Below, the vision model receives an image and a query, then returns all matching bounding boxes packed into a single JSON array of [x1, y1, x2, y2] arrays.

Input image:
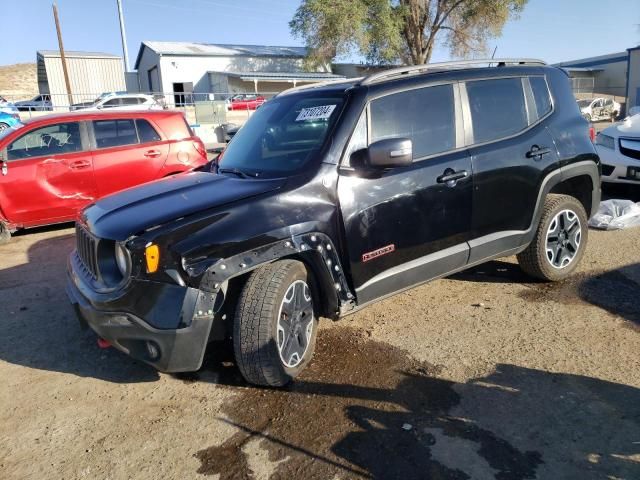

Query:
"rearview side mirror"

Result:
[[366, 138, 413, 168]]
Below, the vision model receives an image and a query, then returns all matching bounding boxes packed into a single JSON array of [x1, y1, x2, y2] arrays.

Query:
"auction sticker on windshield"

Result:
[[295, 105, 336, 122]]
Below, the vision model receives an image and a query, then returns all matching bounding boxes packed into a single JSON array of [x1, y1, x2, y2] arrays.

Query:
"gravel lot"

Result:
[[0, 209, 639, 479]]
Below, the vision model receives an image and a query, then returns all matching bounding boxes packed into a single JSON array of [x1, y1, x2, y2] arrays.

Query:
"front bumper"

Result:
[[597, 145, 640, 185], [66, 254, 217, 372]]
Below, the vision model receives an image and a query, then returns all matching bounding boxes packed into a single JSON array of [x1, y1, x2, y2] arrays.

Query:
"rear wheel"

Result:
[[233, 260, 318, 386], [517, 194, 588, 281], [582, 113, 592, 122]]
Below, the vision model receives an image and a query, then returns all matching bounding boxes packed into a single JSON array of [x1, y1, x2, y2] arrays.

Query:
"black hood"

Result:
[[82, 172, 285, 240]]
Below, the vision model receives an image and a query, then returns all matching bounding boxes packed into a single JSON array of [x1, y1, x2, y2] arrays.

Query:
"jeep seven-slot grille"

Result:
[[76, 225, 98, 279]]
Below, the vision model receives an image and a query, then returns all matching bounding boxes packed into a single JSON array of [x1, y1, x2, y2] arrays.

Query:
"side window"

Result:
[[529, 76, 553, 120], [466, 78, 528, 144], [343, 110, 368, 166], [136, 119, 161, 143], [7, 122, 82, 160], [370, 84, 455, 159], [93, 119, 138, 148], [120, 97, 140, 106], [102, 98, 121, 108]]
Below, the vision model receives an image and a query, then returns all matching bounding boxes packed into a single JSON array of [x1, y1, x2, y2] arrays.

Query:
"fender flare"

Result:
[[196, 232, 355, 319]]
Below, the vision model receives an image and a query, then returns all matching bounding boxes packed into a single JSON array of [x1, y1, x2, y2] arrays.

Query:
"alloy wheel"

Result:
[[545, 209, 581, 269], [276, 280, 314, 368]]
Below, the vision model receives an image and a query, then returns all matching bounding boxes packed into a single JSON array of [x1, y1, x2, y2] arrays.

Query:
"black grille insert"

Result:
[[76, 225, 98, 279]]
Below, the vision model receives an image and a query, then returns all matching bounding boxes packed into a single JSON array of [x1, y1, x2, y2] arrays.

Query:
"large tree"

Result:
[[290, 0, 528, 67]]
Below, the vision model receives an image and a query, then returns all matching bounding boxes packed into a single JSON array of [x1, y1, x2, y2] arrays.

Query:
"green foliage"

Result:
[[290, 0, 529, 66]]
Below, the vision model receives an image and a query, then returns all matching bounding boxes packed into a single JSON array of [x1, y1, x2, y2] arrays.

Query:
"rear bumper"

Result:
[[66, 255, 216, 372]]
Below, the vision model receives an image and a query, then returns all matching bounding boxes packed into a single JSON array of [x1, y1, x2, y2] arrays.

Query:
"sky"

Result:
[[2, 0, 639, 67]]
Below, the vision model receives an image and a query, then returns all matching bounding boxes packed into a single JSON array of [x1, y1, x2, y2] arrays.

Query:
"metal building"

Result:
[[626, 46, 640, 110], [133, 41, 343, 103], [37, 50, 126, 108], [554, 51, 628, 98]]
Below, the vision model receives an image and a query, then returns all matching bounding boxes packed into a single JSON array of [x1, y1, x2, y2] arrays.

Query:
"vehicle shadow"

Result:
[[0, 232, 160, 383], [194, 332, 640, 479], [578, 263, 640, 326], [449, 259, 538, 284]]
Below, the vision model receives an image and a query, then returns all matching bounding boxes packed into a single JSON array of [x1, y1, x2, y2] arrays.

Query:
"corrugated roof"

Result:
[[38, 50, 121, 59], [211, 71, 345, 82], [142, 41, 307, 58], [554, 51, 627, 68]]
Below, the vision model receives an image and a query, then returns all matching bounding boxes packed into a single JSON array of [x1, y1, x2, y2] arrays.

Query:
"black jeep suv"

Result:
[[67, 59, 600, 386]]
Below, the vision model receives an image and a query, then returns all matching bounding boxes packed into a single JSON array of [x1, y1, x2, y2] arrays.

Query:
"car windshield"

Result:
[[218, 93, 345, 177], [577, 100, 591, 108]]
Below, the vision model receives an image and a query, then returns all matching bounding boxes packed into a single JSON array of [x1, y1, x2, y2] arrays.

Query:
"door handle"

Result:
[[69, 160, 91, 170], [144, 150, 162, 158], [437, 168, 469, 185], [526, 145, 551, 159]]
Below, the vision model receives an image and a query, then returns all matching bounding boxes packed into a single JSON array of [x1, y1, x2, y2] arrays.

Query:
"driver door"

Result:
[[0, 121, 96, 226], [337, 83, 473, 304]]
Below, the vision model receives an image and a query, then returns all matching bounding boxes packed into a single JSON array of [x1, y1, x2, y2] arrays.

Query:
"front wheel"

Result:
[[233, 260, 318, 386], [0, 122, 9, 132], [0, 223, 11, 245], [517, 194, 588, 281]]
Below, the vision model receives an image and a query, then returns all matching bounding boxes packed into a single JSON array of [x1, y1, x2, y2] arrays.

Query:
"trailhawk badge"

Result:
[[362, 244, 395, 262]]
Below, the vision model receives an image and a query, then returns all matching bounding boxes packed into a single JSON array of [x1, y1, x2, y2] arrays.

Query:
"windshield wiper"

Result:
[[218, 167, 259, 179]]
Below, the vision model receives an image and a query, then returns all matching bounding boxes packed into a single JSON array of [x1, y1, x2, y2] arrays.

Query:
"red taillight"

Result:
[[589, 126, 595, 142], [193, 137, 206, 158]]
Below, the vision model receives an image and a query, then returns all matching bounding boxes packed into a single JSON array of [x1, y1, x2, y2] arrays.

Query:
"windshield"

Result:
[[577, 100, 591, 108], [219, 93, 345, 176]]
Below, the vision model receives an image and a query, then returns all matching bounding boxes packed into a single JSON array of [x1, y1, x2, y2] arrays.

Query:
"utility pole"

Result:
[[116, 0, 130, 72], [52, 2, 73, 107]]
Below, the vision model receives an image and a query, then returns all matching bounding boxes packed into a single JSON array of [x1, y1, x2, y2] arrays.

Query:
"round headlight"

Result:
[[115, 243, 129, 277]]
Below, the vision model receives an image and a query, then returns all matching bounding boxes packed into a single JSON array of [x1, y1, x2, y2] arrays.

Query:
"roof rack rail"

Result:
[[360, 58, 546, 86], [278, 77, 364, 97]]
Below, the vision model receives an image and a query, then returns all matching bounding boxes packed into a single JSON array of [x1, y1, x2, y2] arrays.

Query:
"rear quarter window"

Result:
[[529, 76, 553, 120], [136, 119, 161, 143]]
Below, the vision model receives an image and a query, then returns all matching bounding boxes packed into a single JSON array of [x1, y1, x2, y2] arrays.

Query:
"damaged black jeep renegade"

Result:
[[67, 59, 600, 386]]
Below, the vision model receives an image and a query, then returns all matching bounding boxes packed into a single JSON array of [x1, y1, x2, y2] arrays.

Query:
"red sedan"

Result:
[[0, 110, 207, 243], [226, 94, 266, 111]]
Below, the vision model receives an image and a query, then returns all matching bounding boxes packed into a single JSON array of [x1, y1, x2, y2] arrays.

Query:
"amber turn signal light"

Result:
[[145, 244, 160, 273]]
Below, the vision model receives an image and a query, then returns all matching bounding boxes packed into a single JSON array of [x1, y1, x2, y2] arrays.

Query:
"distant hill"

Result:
[[0, 63, 38, 101]]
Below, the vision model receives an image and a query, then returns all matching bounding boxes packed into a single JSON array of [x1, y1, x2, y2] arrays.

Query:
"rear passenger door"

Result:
[[338, 82, 473, 304], [464, 75, 559, 263], [90, 118, 170, 196]]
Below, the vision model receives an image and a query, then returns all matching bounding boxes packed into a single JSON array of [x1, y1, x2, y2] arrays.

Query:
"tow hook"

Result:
[[97, 338, 111, 349]]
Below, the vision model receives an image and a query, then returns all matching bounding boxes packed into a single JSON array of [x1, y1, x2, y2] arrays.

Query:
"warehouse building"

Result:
[[133, 41, 344, 104], [626, 46, 640, 110], [554, 51, 628, 98], [37, 50, 126, 108]]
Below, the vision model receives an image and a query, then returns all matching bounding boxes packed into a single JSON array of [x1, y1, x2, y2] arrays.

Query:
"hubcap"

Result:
[[277, 280, 314, 368], [545, 209, 581, 269]]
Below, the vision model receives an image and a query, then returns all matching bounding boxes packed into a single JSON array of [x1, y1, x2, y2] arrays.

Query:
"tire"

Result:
[[582, 113, 592, 122], [0, 123, 9, 132], [233, 260, 319, 386], [517, 194, 588, 281], [0, 223, 11, 245]]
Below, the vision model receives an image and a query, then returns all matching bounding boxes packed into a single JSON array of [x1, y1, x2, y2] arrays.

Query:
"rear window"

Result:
[[94, 119, 138, 148], [466, 77, 528, 144]]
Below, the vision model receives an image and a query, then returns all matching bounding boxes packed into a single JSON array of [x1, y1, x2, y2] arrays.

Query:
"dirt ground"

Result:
[[1, 200, 639, 479]]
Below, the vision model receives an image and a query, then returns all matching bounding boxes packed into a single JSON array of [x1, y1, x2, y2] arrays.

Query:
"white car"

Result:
[[72, 93, 162, 112], [595, 113, 640, 185], [577, 97, 621, 122]]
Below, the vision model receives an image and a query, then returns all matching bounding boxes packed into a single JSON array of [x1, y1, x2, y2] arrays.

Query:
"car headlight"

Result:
[[115, 243, 130, 277], [596, 133, 615, 150]]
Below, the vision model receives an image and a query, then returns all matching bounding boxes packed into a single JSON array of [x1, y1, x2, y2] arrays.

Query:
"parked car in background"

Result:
[[0, 111, 21, 132], [596, 113, 640, 185], [66, 59, 600, 387], [71, 93, 162, 112], [0, 96, 19, 116], [577, 97, 621, 122], [226, 93, 266, 111], [14, 94, 53, 112], [0, 110, 207, 242]]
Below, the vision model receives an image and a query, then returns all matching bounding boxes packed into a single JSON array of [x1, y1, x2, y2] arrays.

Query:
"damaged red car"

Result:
[[0, 110, 207, 243]]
